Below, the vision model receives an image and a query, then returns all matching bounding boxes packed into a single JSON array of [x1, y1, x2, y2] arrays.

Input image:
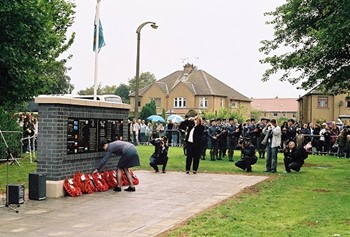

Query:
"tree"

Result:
[[260, 0, 350, 94], [115, 83, 130, 104], [77, 84, 117, 96], [78, 84, 102, 95], [139, 100, 156, 120], [128, 72, 157, 92], [0, 0, 75, 109]]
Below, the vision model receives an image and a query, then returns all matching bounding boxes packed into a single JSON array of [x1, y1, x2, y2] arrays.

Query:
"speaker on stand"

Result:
[[29, 173, 46, 200]]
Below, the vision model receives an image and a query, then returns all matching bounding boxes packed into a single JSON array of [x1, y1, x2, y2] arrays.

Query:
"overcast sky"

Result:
[[64, 0, 307, 98]]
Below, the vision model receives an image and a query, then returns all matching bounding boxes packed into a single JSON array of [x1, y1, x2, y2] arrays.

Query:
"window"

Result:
[[346, 98, 350, 108], [231, 100, 237, 108], [273, 113, 278, 117], [220, 99, 225, 107], [174, 97, 186, 108], [151, 98, 161, 108], [318, 97, 328, 108], [199, 97, 208, 108]]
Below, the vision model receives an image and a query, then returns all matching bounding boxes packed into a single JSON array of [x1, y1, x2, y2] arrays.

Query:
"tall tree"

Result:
[[260, 0, 350, 94], [0, 0, 75, 109], [115, 83, 130, 104], [128, 71, 157, 93]]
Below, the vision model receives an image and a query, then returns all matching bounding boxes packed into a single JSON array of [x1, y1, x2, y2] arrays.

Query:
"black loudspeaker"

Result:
[[7, 184, 25, 205], [29, 173, 46, 200]]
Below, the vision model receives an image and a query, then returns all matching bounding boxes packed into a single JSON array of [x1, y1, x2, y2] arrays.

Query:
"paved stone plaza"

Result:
[[0, 171, 267, 237]]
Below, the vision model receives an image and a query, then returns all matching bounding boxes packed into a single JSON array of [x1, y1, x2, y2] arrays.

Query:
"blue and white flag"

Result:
[[93, 19, 106, 52]]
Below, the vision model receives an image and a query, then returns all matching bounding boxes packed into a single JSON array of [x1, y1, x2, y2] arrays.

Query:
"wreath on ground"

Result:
[[63, 169, 139, 197]]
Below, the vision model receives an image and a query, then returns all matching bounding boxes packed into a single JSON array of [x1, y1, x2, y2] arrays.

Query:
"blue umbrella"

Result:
[[147, 115, 165, 123], [167, 114, 184, 123]]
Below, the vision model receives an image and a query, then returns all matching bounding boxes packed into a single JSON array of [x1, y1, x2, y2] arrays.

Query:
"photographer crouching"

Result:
[[235, 137, 258, 172], [283, 140, 310, 173], [149, 136, 169, 173]]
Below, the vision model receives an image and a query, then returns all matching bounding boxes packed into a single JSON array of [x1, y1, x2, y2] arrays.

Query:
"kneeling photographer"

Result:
[[235, 137, 258, 172], [283, 140, 309, 173], [149, 136, 169, 173]]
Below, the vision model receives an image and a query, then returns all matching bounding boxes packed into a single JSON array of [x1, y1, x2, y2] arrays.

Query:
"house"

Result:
[[129, 64, 251, 118], [297, 88, 350, 124], [251, 97, 298, 121]]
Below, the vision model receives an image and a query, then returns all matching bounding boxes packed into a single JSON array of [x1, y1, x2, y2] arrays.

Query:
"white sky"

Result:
[[64, 0, 307, 98]]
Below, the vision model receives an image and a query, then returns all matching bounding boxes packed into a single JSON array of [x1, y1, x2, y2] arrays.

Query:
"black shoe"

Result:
[[124, 186, 136, 192], [193, 171, 197, 174], [162, 171, 166, 173], [113, 187, 121, 192], [186, 171, 189, 174], [263, 170, 270, 172]]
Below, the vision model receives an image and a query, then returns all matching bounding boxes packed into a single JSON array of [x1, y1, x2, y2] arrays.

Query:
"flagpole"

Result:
[[93, 0, 101, 100]]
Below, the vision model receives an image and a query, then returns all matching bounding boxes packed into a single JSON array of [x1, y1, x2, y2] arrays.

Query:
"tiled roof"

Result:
[[140, 69, 251, 101], [251, 98, 298, 112]]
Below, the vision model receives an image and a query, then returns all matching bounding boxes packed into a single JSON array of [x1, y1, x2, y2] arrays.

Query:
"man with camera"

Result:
[[149, 136, 169, 173], [262, 119, 281, 173], [235, 137, 258, 172], [283, 140, 309, 172]]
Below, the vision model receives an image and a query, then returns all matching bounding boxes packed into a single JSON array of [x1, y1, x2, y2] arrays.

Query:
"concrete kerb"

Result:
[[0, 170, 268, 237]]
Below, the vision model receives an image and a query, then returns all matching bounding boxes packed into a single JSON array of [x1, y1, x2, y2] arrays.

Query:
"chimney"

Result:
[[183, 63, 195, 74]]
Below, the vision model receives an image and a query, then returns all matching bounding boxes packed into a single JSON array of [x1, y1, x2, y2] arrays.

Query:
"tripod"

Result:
[[0, 129, 20, 213]]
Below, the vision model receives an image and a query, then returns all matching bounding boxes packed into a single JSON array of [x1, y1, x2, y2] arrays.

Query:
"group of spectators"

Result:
[[128, 118, 181, 146], [129, 116, 350, 160], [17, 113, 38, 153]]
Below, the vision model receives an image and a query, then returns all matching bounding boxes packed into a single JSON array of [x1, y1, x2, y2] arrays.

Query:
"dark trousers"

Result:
[[149, 157, 168, 172], [284, 158, 301, 172], [235, 157, 256, 171], [186, 142, 201, 171]]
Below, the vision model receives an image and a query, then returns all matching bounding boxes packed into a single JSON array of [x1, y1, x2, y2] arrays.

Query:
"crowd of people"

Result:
[[17, 112, 38, 153], [129, 115, 350, 174]]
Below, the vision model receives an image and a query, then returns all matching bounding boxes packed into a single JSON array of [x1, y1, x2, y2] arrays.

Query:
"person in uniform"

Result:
[[226, 118, 238, 162], [208, 119, 219, 161], [256, 118, 269, 159], [149, 136, 169, 173], [235, 137, 258, 172], [218, 119, 227, 160], [94, 140, 140, 192]]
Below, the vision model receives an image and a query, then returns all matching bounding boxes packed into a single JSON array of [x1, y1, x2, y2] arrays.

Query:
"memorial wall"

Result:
[[34, 96, 130, 181]]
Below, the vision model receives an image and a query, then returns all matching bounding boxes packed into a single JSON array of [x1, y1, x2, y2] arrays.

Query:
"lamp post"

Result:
[[134, 21, 158, 120]]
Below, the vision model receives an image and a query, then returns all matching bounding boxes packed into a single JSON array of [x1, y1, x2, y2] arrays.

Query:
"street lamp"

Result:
[[134, 21, 158, 120]]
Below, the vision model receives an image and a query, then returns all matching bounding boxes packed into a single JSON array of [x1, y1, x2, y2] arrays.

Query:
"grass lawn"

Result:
[[1, 145, 349, 236]]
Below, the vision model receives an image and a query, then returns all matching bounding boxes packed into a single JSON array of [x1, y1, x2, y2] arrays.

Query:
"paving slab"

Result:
[[0, 171, 267, 237]]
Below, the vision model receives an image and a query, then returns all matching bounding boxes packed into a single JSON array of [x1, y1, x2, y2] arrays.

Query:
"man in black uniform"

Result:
[[178, 115, 194, 155], [149, 136, 169, 173], [226, 118, 238, 162], [208, 119, 220, 161], [235, 137, 258, 172]]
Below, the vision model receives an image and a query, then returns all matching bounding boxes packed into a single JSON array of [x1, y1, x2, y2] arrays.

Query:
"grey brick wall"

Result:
[[37, 104, 129, 181]]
